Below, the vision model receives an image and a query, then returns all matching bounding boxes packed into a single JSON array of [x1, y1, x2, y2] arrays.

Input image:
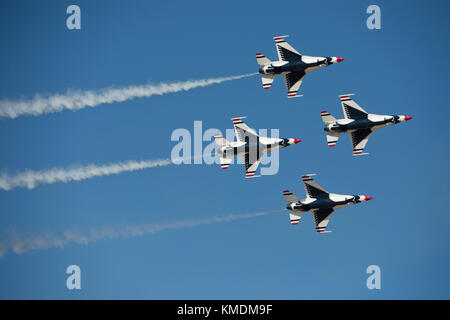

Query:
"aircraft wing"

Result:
[[311, 208, 335, 233], [231, 117, 258, 142], [339, 94, 369, 119], [274, 36, 302, 62], [284, 71, 305, 98], [289, 211, 304, 225], [301, 174, 329, 198], [242, 154, 262, 178], [350, 129, 372, 156]]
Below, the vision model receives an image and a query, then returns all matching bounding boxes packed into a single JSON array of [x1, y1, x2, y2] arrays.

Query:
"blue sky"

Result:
[[0, 0, 449, 299]]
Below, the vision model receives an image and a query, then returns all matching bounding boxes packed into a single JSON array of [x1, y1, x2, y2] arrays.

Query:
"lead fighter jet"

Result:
[[256, 35, 344, 98], [213, 117, 301, 178], [321, 94, 413, 155], [283, 174, 373, 233]]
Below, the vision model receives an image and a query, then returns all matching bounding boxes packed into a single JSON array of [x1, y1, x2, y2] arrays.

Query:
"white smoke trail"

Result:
[[0, 73, 256, 119], [0, 210, 278, 257], [0, 158, 172, 191]]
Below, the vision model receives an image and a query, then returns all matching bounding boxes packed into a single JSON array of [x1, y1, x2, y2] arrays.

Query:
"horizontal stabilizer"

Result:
[[320, 111, 336, 124], [261, 74, 274, 90], [219, 154, 233, 170], [326, 132, 341, 147], [283, 190, 300, 203], [289, 212, 302, 225], [213, 134, 229, 147], [256, 53, 272, 66]]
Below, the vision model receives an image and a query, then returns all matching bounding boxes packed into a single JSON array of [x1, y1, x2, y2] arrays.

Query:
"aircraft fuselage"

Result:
[[324, 114, 407, 133], [217, 137, 297, 159], [287, 194, 365, 212], [259, 56, 336, 76]]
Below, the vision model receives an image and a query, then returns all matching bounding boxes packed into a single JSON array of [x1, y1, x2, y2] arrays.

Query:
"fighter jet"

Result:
[[321, 94, 413, 155], [256, 35, 344, 98], [213, 117, 301, 178], [283, 174, 373, 233]]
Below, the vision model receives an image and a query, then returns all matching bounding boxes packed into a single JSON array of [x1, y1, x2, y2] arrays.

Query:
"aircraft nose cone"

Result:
[[293, 139, 302, 144], [336, 57, 344, 62], [364, 196, 373, 201], [404, 115, 413, 121]]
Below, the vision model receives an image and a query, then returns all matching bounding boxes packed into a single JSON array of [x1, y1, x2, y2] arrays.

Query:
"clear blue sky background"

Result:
[[0, 0, 449, 299]]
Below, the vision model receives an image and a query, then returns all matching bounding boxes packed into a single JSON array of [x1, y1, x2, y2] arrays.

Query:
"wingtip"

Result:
[[273, 35, 289, 39], [339, 93, 355, 99], [231, 116, 247, 122]]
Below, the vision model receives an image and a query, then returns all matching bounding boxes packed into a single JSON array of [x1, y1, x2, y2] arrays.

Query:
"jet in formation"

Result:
[[283, 174, 373, 233], [213, 117, 301, 178], [256, 35, 344, 98], [321, 94, 413, 155]]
